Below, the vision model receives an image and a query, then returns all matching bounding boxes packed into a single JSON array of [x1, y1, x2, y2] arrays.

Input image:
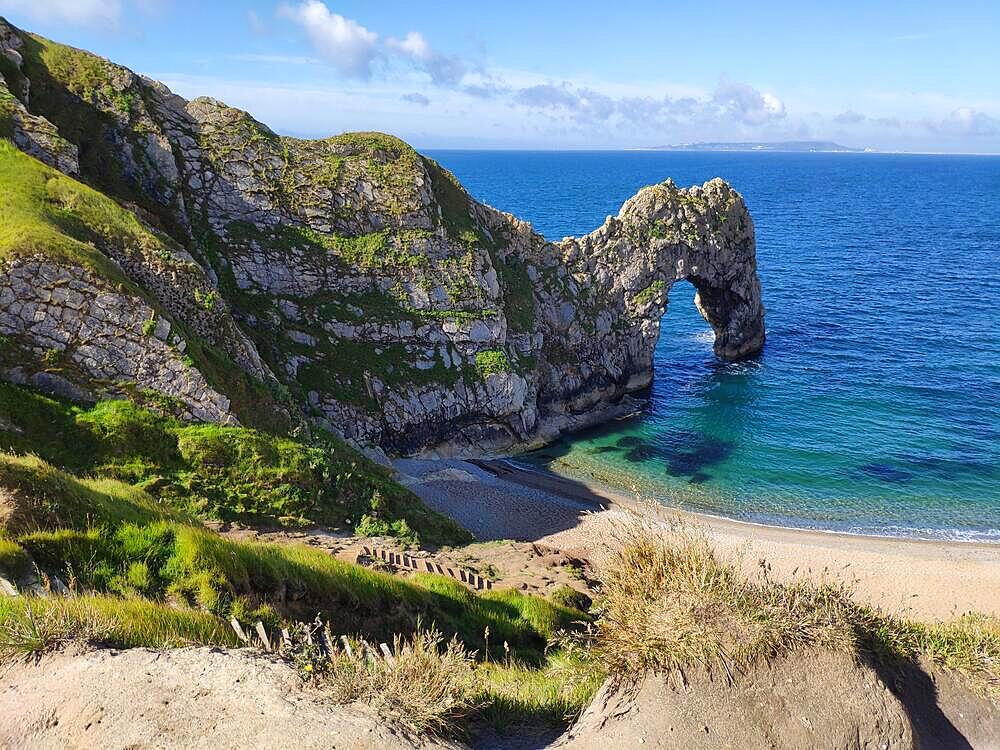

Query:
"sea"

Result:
[[425, 150, 1000, 542]]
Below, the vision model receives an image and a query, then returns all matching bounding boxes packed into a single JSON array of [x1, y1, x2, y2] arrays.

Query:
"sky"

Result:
[[1, 0, 999, 152]]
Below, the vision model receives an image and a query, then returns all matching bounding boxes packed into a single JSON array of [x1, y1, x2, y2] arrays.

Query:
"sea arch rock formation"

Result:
[[471, 177, 766, 450], [544, 177, 764, 383], [0, 16, 765, 454]]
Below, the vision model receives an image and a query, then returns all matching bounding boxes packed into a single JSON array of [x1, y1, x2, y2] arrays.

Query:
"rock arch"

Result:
[[526, 178, 766, 425]]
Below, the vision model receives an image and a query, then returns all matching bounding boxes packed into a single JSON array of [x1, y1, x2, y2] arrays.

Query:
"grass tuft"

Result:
[[297, 627, 478, 735], [594, 523, 1000, 697], [0, 594, 237, 662]]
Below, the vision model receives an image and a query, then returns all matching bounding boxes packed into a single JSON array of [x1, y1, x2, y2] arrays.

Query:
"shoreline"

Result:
[[486, 457, 1000, 549], [397, 457, 1000, 621]]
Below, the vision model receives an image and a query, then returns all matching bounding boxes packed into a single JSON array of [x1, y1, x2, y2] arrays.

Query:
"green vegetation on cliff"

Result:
[[424, 157, 537, 334], [0, 139, 136, 282], [0, 383, 468, 544]]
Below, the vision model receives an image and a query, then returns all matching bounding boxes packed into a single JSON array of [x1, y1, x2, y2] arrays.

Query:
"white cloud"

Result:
[[0, 0, 121, 26], [928, 107, 999, 137], [387, 29, 466, 86], [833, 110, 866, 125], [387, 31, 431, 61], [713, 79, 786, 125], [401, 92, 429, 106], [277, 0, 378, 79]]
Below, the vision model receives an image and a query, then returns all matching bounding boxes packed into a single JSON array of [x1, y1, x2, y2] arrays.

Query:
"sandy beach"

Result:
[[395, 457, 1000, 622]]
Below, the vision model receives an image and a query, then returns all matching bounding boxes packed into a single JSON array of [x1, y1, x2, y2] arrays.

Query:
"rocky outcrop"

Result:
[[0, 259, 235, 423], [0, 17, 764, 454]]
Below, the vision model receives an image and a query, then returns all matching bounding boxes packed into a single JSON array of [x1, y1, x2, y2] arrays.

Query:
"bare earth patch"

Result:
[[553, 650, 1000, 750], [0, 646, 465, 750]]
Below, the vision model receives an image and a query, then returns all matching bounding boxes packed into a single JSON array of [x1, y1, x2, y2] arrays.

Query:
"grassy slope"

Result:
[[0, 383, 469, 545], [0, 138, 134, 281], [0, 450, 579, 662]]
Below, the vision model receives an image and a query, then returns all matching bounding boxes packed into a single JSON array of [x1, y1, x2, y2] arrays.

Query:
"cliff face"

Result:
[[0, 19, 764, 455]]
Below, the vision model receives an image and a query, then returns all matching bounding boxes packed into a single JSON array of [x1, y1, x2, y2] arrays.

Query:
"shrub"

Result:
[[355, 513, 417, 546], [475, 349, 511, 378], [548, 585, 592, 612]]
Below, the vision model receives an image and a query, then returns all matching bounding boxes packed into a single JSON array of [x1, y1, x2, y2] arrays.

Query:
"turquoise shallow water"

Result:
[[427, 150, 1000, 541]]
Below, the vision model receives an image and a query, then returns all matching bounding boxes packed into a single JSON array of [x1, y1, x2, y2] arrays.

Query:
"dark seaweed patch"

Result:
[[665, 436, 734, 476], [590, 445, 620, 454]]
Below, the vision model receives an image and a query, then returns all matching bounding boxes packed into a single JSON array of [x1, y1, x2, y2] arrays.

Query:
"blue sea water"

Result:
[[426, 150, 1000, 542]]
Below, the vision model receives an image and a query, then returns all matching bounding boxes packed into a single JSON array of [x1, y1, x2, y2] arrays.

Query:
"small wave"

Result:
[[692, 330, 715, 344]]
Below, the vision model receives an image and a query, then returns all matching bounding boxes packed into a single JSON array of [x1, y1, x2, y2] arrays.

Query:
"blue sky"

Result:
[[2, 0, 999, 152]]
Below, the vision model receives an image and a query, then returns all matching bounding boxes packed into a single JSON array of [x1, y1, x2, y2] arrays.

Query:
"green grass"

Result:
[[0, 80, 17, 140], [408, 573, 586, 662], [0, 438, 572, 660], [3, 510, 579, 662], [14, 30, 187, 238], [0, 537, 31, 579], [423, 157, 536, 332], [634, 280, 666, 306], [0, 594, 238, 660], [0, 452, 187, 534], [474, 650, 605, 730], [225, 221, 423, 272], [475, 349, 511, 378], [0, 139, 135, 281], [0, 383, 470, 544]]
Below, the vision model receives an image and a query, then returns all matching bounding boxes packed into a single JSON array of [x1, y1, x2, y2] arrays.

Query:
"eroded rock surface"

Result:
[[0, 16, 764, 453]]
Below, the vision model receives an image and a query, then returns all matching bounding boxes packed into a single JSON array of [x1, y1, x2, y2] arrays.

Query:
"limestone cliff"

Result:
[[0, 18, 764, 455]]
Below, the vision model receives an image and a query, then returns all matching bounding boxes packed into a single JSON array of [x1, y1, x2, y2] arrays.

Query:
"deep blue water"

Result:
[[426, 150, 1000, 541]]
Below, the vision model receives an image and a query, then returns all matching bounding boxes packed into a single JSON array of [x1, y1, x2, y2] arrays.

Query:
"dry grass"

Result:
[[296, 627, 478, 736], [594, 522, 855, 679], [594, 521, 1000, 696], [0, 597, 111, 662]]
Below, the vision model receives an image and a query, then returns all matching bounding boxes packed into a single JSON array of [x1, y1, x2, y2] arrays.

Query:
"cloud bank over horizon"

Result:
[[1, 0, 998, 152]]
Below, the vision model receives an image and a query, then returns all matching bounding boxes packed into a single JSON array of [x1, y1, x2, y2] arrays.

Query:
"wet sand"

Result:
[[395, 457, 1000, 621]]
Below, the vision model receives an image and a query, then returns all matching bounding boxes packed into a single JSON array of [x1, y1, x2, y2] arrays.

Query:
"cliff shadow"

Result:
[[863, 654, 981, 749]]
